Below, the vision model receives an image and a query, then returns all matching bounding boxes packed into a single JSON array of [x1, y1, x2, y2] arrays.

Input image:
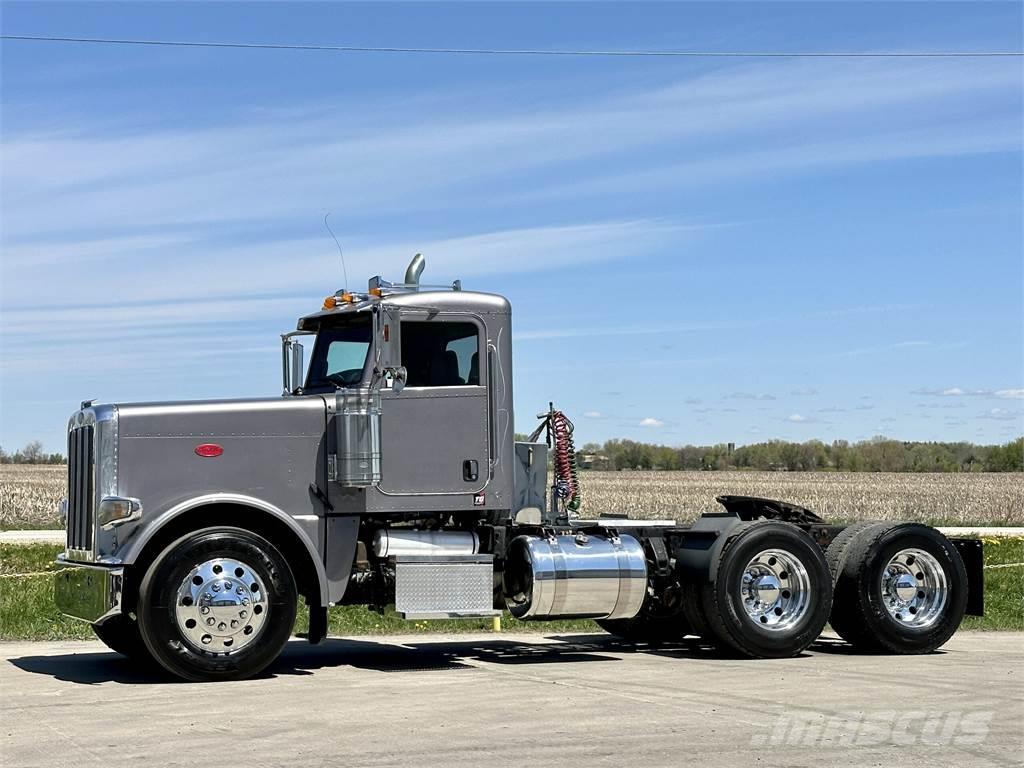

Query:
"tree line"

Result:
[[3, 436, 1022, 472], [0, 441, 67, 465], [577, 436, 1024, 473]]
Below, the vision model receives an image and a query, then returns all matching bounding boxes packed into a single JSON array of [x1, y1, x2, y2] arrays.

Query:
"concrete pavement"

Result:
[[2, 631, 1021, 768]]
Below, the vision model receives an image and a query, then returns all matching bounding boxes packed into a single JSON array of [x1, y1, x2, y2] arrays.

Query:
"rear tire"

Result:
[[699, 521, 832, 658], [828, 523, 967, 654], [92, 615, 152, 662], [136, 527, 297, 682]]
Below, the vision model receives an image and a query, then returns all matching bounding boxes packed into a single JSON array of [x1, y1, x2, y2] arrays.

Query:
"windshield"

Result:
[[304, 315, 372, 392]]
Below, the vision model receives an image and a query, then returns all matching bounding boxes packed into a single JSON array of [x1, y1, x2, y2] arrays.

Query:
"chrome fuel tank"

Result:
[[503, 532, 647, 620]]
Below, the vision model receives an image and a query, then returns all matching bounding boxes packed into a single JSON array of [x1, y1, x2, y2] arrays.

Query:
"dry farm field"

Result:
[[582, 470, 1024, 526], [0, 465, 66, 530], [1, 464, 1022, 529]]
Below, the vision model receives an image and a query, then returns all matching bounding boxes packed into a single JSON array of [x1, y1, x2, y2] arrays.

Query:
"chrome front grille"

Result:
[[67, 424, 95, 553]]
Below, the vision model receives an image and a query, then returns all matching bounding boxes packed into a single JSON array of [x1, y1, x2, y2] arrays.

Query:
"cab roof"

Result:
[[296, 289, 510, 332]]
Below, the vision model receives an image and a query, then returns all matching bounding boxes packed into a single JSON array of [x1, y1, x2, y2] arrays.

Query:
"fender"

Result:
[[674, 513, 746, 584], [119, 492, 330, 606]]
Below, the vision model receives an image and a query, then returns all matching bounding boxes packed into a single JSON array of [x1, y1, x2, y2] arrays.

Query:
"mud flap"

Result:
[[949, 537, 984, 616]]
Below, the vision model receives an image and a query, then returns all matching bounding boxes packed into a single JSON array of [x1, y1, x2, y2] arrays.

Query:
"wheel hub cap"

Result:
[[175, 558, 269, 653], [752, 574, 781, 604], [880, 548, 948, 628], [739, 549, 812, 632]]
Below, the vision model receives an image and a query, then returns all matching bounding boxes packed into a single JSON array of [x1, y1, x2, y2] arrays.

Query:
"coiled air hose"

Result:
[[550, 410, 582, 513]]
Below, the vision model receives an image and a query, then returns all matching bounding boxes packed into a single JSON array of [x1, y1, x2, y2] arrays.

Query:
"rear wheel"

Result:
[[698, 522, 832, 658], [92, 615, 152, 662], [136, 527, 297, 682], [828, 523, 967, 654]]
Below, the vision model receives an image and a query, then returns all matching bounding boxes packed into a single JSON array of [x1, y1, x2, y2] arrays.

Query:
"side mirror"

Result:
[[281, 338, 305, 395], [374, 305, 402, 370], [391, 366, 408, 394]]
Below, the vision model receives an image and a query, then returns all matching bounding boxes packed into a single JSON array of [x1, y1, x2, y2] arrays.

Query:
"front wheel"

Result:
[[136, 527, 297, 682]]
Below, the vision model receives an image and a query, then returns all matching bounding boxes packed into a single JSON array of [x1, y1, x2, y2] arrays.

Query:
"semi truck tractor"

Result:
[[54, 255, 983, 681]]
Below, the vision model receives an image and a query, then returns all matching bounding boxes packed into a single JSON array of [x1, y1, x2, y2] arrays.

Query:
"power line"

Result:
[[2, 34, 1021, 58]]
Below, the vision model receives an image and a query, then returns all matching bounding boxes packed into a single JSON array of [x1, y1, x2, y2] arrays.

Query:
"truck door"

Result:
[[377, 315, 490, 497]]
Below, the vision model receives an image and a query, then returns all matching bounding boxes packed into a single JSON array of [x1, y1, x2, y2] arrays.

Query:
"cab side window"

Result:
[[401, 321, 480, 387]]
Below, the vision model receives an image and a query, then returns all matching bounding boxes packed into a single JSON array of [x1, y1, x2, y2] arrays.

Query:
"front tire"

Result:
[[136, 527, 297, 682], [699, 521, 832, 658]]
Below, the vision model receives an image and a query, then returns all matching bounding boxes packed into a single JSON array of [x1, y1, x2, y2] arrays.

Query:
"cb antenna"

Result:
[[324, 212, 349, 293]]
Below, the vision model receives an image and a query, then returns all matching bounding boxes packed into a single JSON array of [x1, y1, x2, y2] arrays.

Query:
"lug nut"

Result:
[[231, 620, 239, 628], [212, 584, 220, 592], [206, 617, 215, 626], [200, 606, 210, 615], [218, 622, 226, 631], [239, 610, 247, 618]]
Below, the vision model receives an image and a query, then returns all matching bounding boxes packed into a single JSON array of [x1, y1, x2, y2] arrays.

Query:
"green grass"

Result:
[[0, 544, 597, 641], [2, 540, 1020, 641], [960, 535, 1024, 631]]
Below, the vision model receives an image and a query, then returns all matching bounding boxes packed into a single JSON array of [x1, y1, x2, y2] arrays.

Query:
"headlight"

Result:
[[98, 496, 142, 529], [94, 408, 118, 498]]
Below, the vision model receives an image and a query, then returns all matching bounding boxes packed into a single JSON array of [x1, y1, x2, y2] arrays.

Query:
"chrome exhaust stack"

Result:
[[404, 253, 425, 288]]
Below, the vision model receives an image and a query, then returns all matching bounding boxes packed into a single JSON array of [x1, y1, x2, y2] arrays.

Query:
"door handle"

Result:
[[463, 459, 479, 482]]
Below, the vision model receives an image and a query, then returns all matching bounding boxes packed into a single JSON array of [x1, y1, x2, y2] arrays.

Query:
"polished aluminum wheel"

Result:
[[739, 549, 812, 631], [880, 548, 948, 628], [174, 558, 269, 653]]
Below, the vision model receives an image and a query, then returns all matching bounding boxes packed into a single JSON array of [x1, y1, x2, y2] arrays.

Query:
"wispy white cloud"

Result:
[[639, 417, 664, 427], [725, 392, 776, 401], [978, 408, 1023, 422], [786, 414, 812, 423], [582, 411, 603, 419], [995, 389, 1024, 400], [912, 387, 1024, 399], [3, 57, 1018, 242], [2, 219, 686, 310]]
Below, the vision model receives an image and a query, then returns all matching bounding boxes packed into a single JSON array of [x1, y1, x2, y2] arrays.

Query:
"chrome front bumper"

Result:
[[54, 562, 123, 624]]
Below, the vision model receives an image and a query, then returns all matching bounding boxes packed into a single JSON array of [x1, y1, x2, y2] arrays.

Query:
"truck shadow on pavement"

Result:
[[8, 633, 861, 686]]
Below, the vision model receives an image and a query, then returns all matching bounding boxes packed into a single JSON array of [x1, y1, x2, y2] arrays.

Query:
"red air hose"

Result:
[[550, 410, 582, 513]]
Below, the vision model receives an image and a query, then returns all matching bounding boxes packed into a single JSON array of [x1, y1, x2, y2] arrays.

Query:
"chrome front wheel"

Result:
[[174, 557, 270, 654], [137, 527, 297, 682]]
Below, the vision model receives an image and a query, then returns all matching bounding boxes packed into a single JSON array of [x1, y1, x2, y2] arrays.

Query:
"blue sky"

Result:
[[1, 1, 1022, 453]]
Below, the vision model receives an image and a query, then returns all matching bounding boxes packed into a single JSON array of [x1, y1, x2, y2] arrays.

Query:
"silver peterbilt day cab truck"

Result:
[[54, 255, 983, 681]]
